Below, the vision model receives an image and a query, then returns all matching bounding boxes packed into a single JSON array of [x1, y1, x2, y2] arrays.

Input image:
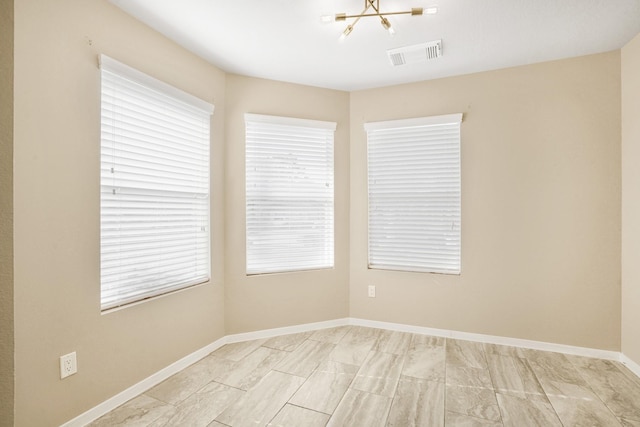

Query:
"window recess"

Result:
[[366, 113, 462, 274], [100, 55, 213, 310]]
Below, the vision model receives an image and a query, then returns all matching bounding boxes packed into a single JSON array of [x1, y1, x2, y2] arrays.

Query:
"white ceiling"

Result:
[[111, 0, 640, 91]]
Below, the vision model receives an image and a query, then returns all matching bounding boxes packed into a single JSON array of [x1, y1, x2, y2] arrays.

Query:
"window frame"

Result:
[[366, 113, 463, 275], [99, 55, 214, 311], [244, 113, 336, 275]]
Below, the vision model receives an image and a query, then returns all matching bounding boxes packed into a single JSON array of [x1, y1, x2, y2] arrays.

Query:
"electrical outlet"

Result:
[[368, 285, 376, 298], [60, 352, 77, 379]]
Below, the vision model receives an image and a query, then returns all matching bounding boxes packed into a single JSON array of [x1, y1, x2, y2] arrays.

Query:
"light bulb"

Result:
[[380, 17, 394, 35], [339, 25, 353, 42]]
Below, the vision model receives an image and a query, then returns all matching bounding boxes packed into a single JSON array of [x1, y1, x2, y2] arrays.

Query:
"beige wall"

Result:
[[224, 74, 350, 334], [0, 0, 14, 424], [622, 33, 640, 365], [9, 0, 632, 422], [13, 0, 226, 425], [350, 52, 622, 350]]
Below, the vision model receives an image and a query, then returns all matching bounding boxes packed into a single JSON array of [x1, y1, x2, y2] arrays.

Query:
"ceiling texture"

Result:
[[111, 0, 640, 91]]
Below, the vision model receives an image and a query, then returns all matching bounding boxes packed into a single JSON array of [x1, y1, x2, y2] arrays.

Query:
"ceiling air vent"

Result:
[[387, 40, 442, 66]]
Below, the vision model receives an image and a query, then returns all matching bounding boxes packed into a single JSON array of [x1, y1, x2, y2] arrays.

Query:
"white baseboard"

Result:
[[225, 317, 350, 344], [61, 316, 633, 426], [348, 317, 621, 361], [60, 337, 228, 427], [60, 318, 349, 426], [621, 353, 640, 378]]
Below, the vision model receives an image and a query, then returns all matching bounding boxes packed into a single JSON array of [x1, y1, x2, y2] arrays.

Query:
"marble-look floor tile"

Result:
[[275, 339, 335, 378], [351, 351, 403, 397], [401, 335, 445, 382], [336, 326, 381, 349], [568, 357, 640, 422], [89, 326, 640, 427], [214, 370, 305, 427], [215, 346, 286, 390], [328, 326, 381, 366], [308, 326, 351, 344], [486, 353, 547, 402], [143, 407, 178, 427], [446, 384, 502, 422], [88, 395, 174, 427], [542, 380, 623, 426], [483, 343, 527, 359], [445, 411, 503, 426], [496, 392, 562, 427], [447, 339, 488, 370], [569, 353, 640, 385], [344, 326, 382, 343], [145, 355, 232, 405], [524, 349, 588, 387], [326, 389, 392, 427], [372, 329, 412, 355], [620, 416, 640, 426], [387, 377, 444, 427], [412, 333, 445, 347], [148, 381, 243, 427], [289, 360, 359, 414], [618, 363, 640, 388], [447, 366, 493, 389], [211, 338, 267, 361], [263, 331, 313, 352], [328, 342, 375, 366], [268, 404, 330, 427]]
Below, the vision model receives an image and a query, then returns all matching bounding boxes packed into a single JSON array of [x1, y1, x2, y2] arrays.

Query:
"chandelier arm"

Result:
[[339, 10, 414, 19], [337, 0, 423, 39], [366, 0, 387, 26], [341, 2, 372, 35], [363, 0, 379, 11]]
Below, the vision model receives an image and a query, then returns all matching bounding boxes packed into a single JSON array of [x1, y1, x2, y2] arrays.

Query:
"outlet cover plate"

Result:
[[368, 285, 376, 298], [60, 352, 77, 379]]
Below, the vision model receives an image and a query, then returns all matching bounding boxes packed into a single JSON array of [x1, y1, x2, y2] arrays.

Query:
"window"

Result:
[[245, 114, 335, 274], [366, 114, 462, 274], [100, 55, 213, 311]]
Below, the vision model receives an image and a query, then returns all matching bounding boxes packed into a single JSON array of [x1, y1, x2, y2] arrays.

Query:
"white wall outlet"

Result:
[[60, 351, 77, 379], [368, 285, 376, 298]]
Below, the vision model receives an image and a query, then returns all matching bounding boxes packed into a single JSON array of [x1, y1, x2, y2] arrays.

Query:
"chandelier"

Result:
[[323, 0, 437, 41]]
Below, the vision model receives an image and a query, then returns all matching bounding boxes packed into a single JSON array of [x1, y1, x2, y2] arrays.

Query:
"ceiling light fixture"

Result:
[[326, 0, 434, 41]]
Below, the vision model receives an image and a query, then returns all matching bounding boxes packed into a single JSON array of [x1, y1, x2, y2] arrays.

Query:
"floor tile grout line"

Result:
[[525, 356, 564, 427], [565, 357, 626, 427], [444, 336, 505, 426], [283, 334, 352, 422], [313, 330, 359, 424], [479, 340, 505, 426], [443, 337, 449, 424], [90, 326, 640, 427], [264, 371, 311, 427], [324, 328, 398, 425]]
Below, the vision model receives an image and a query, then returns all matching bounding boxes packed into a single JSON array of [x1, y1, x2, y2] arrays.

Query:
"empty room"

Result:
[[3, 0, 640, 425]]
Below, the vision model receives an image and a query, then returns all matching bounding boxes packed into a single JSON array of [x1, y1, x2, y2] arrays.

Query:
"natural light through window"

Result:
[[366, 114, 462, 274], [245, 114, 335, 275], [100, 55, 213, 310]]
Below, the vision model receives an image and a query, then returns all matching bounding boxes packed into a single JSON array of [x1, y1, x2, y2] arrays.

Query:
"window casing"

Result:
[[100, 55, 213, 311], [245, 114, 335, 275], [366, 114, 462, 274]]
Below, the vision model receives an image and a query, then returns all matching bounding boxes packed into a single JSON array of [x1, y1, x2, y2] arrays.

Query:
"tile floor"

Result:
[[89, 326, 640, 426]]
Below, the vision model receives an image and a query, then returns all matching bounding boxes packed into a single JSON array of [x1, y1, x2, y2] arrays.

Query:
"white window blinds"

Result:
[[100, 55, 213, 311], [366, 114, 462, 274], [245, 114, 335, 275]]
